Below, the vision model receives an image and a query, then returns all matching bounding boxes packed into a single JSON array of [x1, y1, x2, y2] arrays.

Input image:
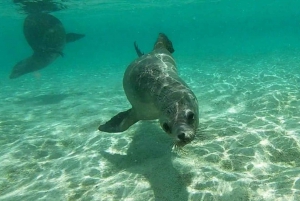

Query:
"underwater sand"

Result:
[[1, 50, 300, 201]]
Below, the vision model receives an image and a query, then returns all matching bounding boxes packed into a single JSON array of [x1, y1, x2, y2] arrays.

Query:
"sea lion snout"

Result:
[[173, 108, 199, 146], [175, 126, 196, 146], [177, 132, 195, 143]]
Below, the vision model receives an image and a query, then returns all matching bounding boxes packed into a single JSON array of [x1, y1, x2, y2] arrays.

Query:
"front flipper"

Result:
[[134, 41, 144, 57], [66, 33, 85, 43], [98, 109, 139, 133]]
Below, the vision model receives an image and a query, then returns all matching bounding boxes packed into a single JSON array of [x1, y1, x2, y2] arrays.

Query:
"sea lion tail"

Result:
[[66, 33, 85, 43], [134, 41, 144, 57], [98, 108, 139, 133], [153, 33, 175, 53]]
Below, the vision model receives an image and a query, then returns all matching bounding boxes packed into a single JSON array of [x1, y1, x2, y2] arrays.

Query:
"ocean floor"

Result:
[[1, 51, 300, 201]]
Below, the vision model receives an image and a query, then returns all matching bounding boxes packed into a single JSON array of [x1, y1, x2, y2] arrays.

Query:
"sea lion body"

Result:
[[23, 13, 66, 54], [124, 48, 181, 120], [99, 33, 199, 147]]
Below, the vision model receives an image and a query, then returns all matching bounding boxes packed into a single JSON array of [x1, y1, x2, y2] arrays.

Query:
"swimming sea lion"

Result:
[[9, 13, 85, 79], [99, 33, 199, 147]]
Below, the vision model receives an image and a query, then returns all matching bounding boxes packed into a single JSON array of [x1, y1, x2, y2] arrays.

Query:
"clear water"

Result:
[[1, 0, 300, 200]]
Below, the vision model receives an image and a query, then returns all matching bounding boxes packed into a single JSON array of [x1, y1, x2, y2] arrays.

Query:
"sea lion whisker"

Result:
[[172, 143, 189, 155]]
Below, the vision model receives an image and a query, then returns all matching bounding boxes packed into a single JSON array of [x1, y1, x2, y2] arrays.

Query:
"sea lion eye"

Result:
[[186, 111, 195, 124], [162, 123, 171, 133]]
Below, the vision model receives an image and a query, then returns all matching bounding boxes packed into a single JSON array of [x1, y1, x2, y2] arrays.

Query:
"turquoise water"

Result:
[[1, 0, 300, 200]]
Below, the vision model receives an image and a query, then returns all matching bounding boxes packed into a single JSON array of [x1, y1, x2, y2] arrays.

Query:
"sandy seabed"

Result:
[[1, 51, 300, 201]]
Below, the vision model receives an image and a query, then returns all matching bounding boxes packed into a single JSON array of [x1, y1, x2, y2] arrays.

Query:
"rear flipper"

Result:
[[66, 33, 85, 43], [98, 109, 139, 133], [134, 41, 144, 57]]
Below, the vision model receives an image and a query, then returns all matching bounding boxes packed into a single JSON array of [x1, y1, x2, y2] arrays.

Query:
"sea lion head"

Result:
[[159, 92, 199, 147]]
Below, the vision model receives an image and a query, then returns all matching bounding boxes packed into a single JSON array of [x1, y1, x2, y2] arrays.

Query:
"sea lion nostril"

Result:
[[178, 133, 185, 141]]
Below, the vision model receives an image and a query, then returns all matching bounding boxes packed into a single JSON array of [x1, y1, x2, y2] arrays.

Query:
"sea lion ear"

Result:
[[66, 33, 85, 43]]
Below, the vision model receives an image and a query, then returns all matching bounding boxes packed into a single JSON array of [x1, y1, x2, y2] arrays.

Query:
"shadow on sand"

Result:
[[14, 92, 84, 106], [101, 123, 190, 201]]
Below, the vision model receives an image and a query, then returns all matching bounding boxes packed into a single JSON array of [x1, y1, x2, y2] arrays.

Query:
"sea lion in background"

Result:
[[99, 33, 199, 147], [9, 13, 85, 79]]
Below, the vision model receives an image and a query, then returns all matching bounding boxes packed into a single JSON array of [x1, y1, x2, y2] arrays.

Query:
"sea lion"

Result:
[[9, 13, 85, 79], [99, 33, 199, 147]]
